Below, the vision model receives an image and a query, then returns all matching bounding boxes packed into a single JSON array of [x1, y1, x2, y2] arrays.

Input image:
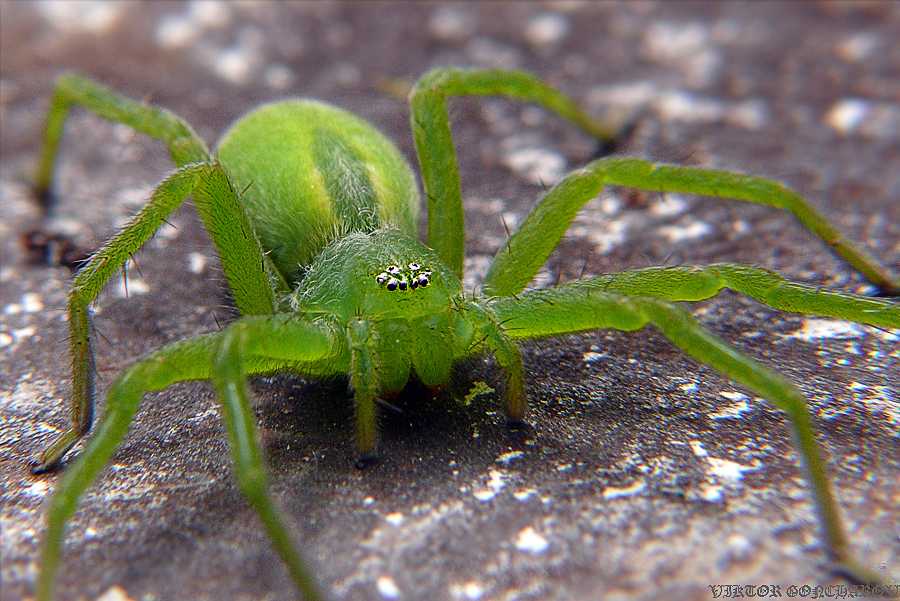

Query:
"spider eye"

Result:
[[398, 278, 408, 291], [408, 262, 420, 271], [417, 275, 429, 287], [387, 265, 401, 275], [410, 278, 419, 289], [386, 278, 399, 291], [376, 273, 389, 284]]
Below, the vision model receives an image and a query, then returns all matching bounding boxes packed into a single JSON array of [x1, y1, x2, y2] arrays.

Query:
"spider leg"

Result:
[[574, 264, 899, 329], [408, 67, 619, 278], [37, 315, 336, 601], [34, 73, 209, 211], [463, 303, 527, 423], [32, 163, 283, 473], [212, 316, 338, 601], [37, 333, 219, 601], [483, 157, 899, 296], [489, 288, 888, 585], [347, 320, 379, 463]]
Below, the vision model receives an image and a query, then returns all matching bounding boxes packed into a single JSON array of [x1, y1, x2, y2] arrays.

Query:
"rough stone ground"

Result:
[[1, 2, 897, 601]]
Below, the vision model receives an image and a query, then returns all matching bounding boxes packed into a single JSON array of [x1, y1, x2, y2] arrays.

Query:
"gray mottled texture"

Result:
[[1, 2, 897, 601]]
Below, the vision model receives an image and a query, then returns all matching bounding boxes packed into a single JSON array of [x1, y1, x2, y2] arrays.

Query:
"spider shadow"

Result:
[[252, 356, 520, 477]]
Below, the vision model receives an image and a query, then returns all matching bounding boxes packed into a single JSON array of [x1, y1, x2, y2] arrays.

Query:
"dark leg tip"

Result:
[[354, 453, 380, 470], [30, 458, 60, 475], [871, 286, 899, 298], [32, 185, 57, 214], [505, 418, 530, 432], [591, 119, 639, 159]]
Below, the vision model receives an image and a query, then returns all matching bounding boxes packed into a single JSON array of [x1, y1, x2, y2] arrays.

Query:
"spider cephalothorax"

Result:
[[28, 69, 898, 601]]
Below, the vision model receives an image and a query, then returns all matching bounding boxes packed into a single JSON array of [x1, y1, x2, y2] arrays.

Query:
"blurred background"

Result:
[[1, 2, 897, 601]]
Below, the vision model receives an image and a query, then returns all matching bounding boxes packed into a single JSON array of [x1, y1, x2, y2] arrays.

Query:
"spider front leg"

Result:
[[35, 73, 209, 211], [32, 162, 283, 473], [37, 333, 220, 601], [212, 316, 340, 601], [490, 289, 890, 586], [484, 157, 899, 296], [37, 315, 336, 601], [409, 67, 621, 278], [577, 264, 899, 329], [347, 319, 380, 464]]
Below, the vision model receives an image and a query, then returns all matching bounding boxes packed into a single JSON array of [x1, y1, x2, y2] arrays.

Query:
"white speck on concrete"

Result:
[[658, 218, 711, 243], [264, 64, 295, 90], [385, 512, 404, 526], [116, 277, 150, 297], [496, 450, 524, 465], [698, 482, 724, 503], [377, 576, 400, 599], [690, 440, 708, 457], [582, 351, 607, 364], [189, 0, 231, 27], [515, 526, 549, 554], [826, 99, 869, 135], [188, 252, 208, 274], [727, 99, 769, 130], [451, 580, 485, 600], [712, 391, 751, 419], [588, 81, 657, 109], [428, 6, 473, 41], [656, 91, 726, 123], [23, 481, 50, 499], [39, 1, 124, 32], [642, 21, 721, 86], [786, 319, 863, 341], [513, 488, 536, 501], [649, 193, 688, 217], [156, 14, 198, 48], [13, 326, 36, 341], [837, 32, 879, 62], [725, 533, 754, 562], [502, 146, 566, 186], [680, 381, 698, 393], [466, 37, 521, 70], [21, 293, 43, 313], [156, 1, 231, 48], [0, 332, 12, 348], [602, 480, 646, 500], [473, 469, 506, 501], [156, 219, 180, 241], [707, 456, 754, 482], [215, 46, 254, 85], [582, 217, 629, 254], [525, 13, 570, 47], [363, 496, 375, 506], [96, 585, 135, 601]]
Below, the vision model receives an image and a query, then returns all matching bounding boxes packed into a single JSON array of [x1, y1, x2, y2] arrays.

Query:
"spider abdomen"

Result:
[[216, 100, 420, 284]]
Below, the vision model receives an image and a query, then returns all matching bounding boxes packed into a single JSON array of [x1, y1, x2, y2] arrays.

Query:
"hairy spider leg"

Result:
[[463, 302, 527, 422], [38, 316, 337, 601], [212, 317, 340, 601], [348, 319, 379, 460], [483, 157, 899, 296], [408, 67, 619, 279], [31, 163, 283, 472], [570, 264, 899, 329], [34, 74, 209, 211], [490, 288, 892, 586]]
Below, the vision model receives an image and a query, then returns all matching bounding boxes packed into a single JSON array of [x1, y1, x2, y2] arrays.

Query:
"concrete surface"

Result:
[[1, 2, 897, 601]]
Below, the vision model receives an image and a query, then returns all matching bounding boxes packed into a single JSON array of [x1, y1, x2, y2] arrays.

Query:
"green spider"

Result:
[[28, 68, 898, 601]]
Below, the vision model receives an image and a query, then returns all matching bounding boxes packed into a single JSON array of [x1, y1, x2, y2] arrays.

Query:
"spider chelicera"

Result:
[[28, 68, 898, 600]]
